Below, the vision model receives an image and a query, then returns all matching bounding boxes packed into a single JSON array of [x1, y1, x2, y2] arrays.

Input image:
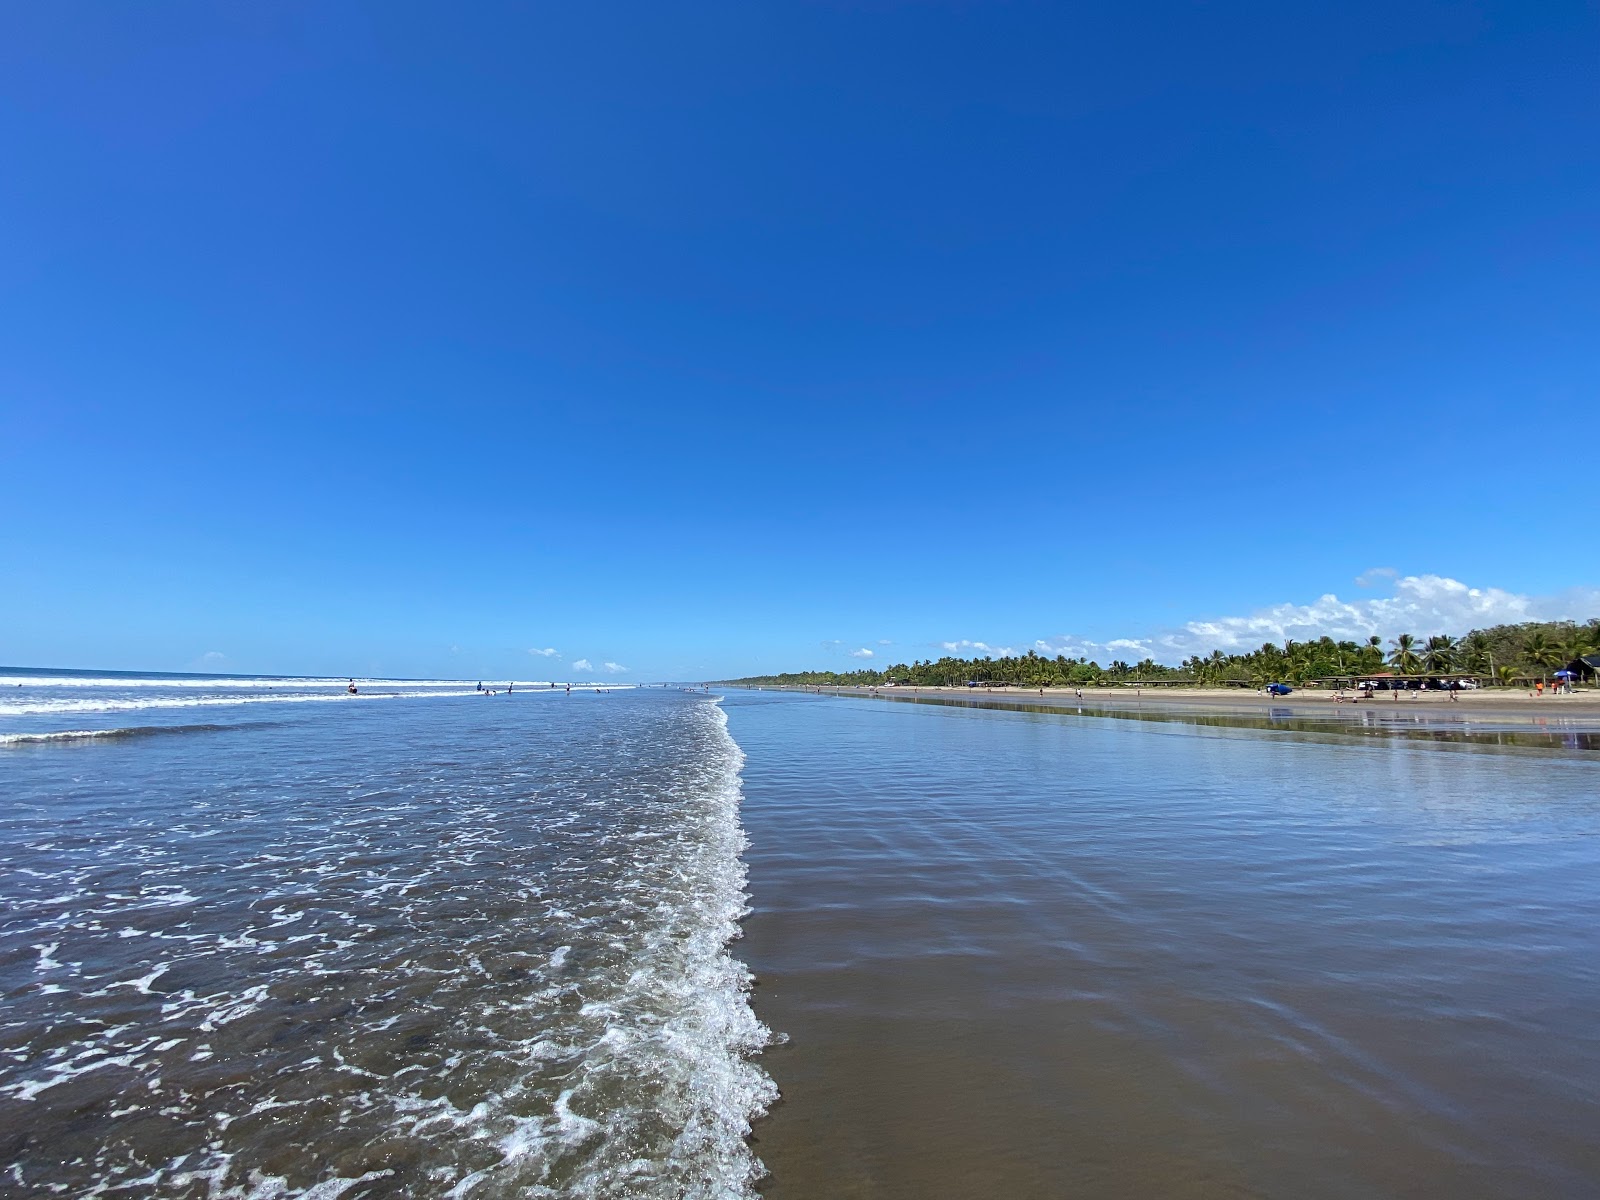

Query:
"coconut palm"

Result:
[[1561, 626, 1594, 664], [1523, 631, 1562, 685], [1495, 664, 1518, 687], [1388, 633, 1421, 675], [1461, 631, 1492, 674], [1422, 634, 1457, 674]]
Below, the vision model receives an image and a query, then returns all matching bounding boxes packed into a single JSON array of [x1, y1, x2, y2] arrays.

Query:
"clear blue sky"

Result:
[[3, 2, 1595, 680]]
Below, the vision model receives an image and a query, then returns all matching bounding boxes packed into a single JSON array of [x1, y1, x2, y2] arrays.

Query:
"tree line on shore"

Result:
[[723, 619, 1600, 689]]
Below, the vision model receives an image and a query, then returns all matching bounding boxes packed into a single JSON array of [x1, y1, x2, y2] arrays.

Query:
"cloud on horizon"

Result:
[[602, 661, 628, 673], [849, 647, 874, 658], [957, 574, 1600, 666], [528, 647, 561, 658], [571, 658, 593, 673]]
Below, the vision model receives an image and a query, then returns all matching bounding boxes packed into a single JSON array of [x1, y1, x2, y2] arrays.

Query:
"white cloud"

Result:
[[1105, 639, 1154, 657], [1354, 566, 1399, 588], [528, 647, 561, 658], [602, 661, 628, 674], [942, 574, 1600, 667], [849, 648, 874, 659], [878, 639, 893, 646], [1150, 574, 1577, 658], [571, 658, 593, 673], [938, 639, 1016, 658]]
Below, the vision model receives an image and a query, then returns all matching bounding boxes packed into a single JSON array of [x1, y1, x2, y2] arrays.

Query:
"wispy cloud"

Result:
[[528, 647, 561, 658], [602, 661, 628, 674], [189, 650, 228, 671], [849, 648, 874, 659], [938, 639, 1016, 658], [877, 639, 893, 646], [571, 658, 593, 673], [1354, 566, 1399, 589]]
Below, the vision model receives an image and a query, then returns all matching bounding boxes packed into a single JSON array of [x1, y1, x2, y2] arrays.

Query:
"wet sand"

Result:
[[727, 690, 1600, 1199], [787, 683, 1600, 722]]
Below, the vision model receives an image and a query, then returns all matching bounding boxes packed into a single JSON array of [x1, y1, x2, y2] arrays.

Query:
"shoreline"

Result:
[[737, 683, 1600, 723]]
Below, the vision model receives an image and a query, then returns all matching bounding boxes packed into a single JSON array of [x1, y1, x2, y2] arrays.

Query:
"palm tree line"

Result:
[[727, 619, 1599, 689]]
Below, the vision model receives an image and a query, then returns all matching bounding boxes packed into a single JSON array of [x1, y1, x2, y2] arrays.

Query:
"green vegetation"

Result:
[[723, 619, 1600, 689]]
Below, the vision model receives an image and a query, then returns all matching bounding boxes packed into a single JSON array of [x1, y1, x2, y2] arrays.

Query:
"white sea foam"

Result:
[[2, 728, 135, 744], [0, 691, 773, 1197]]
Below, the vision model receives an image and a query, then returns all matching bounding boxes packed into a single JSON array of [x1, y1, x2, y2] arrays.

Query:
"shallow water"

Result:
[[0, 675, 772, 1198], [7, 674, 1598, 1197], [728, 690, 1600, 1199]]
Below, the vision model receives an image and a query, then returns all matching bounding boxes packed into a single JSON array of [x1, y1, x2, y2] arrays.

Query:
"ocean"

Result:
[[0, 671, 772, 1197], [4, 673, 1599, 1198]]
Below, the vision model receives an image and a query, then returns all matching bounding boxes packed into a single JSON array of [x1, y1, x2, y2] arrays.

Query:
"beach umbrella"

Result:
[[1553, 670, 1574, 677]]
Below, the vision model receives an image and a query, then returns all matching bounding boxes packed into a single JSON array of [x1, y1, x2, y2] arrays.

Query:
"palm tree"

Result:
[[1565, 628, 1597, 684], [1388, 633, 1421, 675], [1561, 626, 1593, 664], [1523, 631, 1562, 685], [1495, 664, 1518, 687], [1462, 631, 1492, 675], [1422, 634, 1457, 675]]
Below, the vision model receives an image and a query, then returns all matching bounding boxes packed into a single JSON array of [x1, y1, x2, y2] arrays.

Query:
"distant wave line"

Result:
[[0, 723, 253, 746], [0, 689, 485, 717], [0, 675, 474, 690]]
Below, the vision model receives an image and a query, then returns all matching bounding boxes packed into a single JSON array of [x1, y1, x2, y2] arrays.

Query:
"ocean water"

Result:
[[0, 671, 773, 1198], [7, 673, 1600, 1198]]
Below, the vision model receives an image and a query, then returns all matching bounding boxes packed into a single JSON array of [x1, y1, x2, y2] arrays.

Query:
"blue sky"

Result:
[[3, 1, 1595, 680]]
